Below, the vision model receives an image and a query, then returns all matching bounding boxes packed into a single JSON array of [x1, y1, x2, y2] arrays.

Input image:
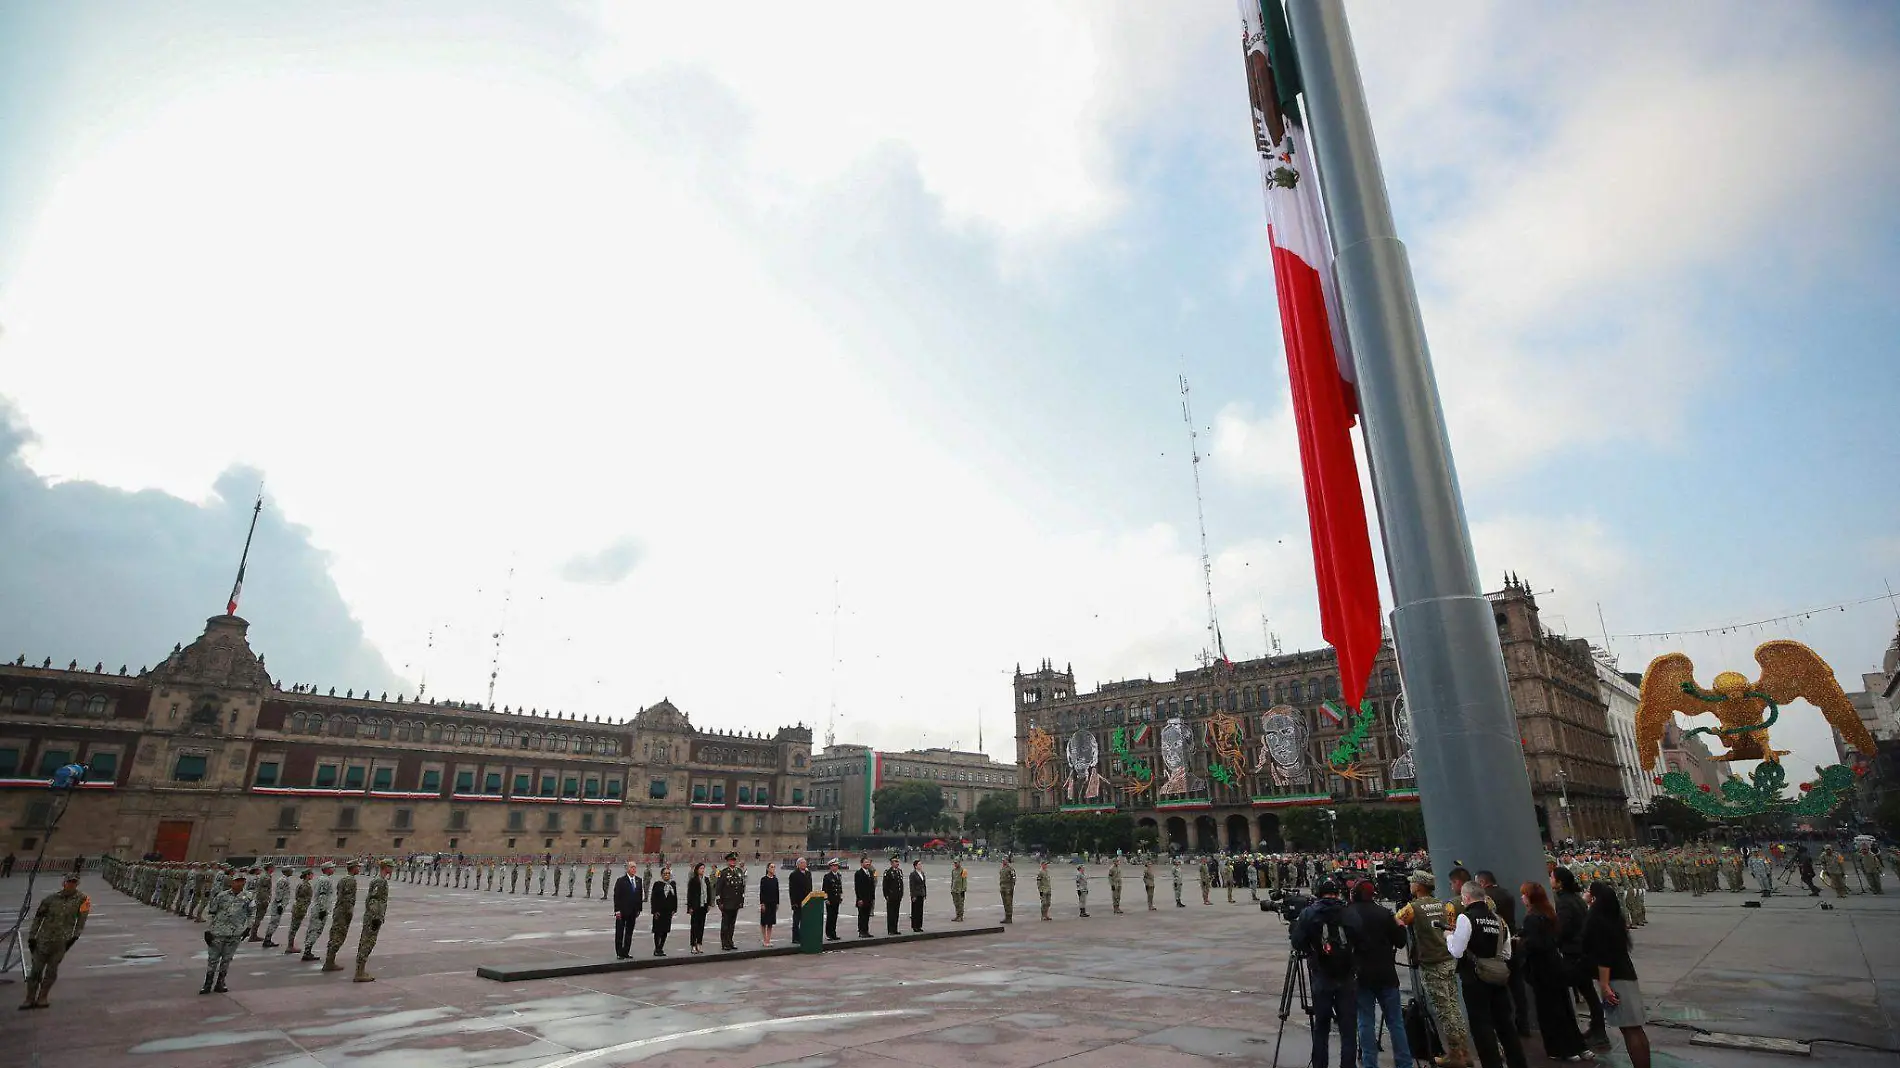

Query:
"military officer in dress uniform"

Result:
[[822, 858, 845, 940], [881, 857, 905, 935]]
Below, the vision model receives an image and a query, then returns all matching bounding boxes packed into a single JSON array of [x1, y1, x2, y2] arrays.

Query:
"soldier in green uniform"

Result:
[[1856, 845, 1883, 894], [1075, 863, 1091, 918], [998, 858, 1016, 924], [19, 873, 88, 1010], [1172, 858, 1185, 907], [1396, 871, 1470, 1068], [1821, 847, 1849, 897], [1198, 858, 1212, 905], [1108, 859, 1124, 914], [950, 860, 968, 922], [585, 861, 596, 900], [1723, 849, 1744, 892], [201, 872, 252, 994], [1036, 860, 1053, 921], [249, 863, 276, 941], [355, 860, 392, 981], [284, 869, 315, 954], [323, 861, 360, 972], [717, 853, 748, 950], [1142, 861, 1156, 910]]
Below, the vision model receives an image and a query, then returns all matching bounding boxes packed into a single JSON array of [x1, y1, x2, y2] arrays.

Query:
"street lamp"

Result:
[[1324, 808, 1339, 853]]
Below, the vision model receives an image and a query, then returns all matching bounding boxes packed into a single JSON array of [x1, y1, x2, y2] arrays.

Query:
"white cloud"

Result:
[[1208, 395, 1299, 490]]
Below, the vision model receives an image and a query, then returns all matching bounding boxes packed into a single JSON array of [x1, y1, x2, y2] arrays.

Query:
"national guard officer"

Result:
[[881, 857, 904, 935], [1198, 858, 1212, 905], [1172, 858, 1185, 907], [19, 873, 88, 1010], [1108, 858, 1124, 914], [262, 865, 293, 947], [301, 861, 336, 962], [284, 868, 315, 953], [354, 860, 392, 982], [997, 857, 1016, 924], [323, 860, 361, 973], [201, 871, 252, 995], [950, 860, 968, 922], [1075, 863, 1091, 918], [1142, 860, 1156, 910], [1036, 860, 1053, 921], [908, 859, 927, 932], [822, 858, 845, 940]]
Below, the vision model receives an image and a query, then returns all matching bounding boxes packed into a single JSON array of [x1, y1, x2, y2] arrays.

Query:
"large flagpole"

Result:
[[1283, 0, 1546, 896]]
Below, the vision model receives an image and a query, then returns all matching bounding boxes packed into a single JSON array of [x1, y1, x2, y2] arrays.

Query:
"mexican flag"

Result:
[[1237, 0, 1381, 711]]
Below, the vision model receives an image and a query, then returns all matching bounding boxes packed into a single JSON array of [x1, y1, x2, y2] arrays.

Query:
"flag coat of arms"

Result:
[[1237, 0, 1381, 713]]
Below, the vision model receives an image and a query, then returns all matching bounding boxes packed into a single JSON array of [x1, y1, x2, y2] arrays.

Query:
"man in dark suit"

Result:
[[822, 859, 844, 941], [882, 857, 905, 935], [853, 857, 877, 938], [612, 861, 644, 959], [908, 859, 927, 932], [648, 865, 678, 956], [788, 857, 813, 943]]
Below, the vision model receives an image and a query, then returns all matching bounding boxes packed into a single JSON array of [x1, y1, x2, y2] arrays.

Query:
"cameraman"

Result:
[[1291, 878, 1359, 1068], [1345, 878, 1413, 1068]]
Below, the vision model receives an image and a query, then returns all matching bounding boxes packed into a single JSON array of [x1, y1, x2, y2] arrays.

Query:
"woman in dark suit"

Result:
[[758, 862, 781, 947], [648, 865, 679, 957], [686, 862, 713, 954]]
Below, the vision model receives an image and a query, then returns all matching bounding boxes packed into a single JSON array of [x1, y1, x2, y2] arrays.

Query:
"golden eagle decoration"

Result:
[[1634, 640, 1873, 817]]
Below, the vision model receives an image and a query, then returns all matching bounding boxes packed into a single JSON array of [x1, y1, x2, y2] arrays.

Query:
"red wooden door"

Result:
[[153, 820, 193, 861], [643, 826, 663, 856]]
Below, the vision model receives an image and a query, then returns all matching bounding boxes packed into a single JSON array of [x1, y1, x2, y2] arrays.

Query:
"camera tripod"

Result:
[[1273, 949, 1312, 1068]]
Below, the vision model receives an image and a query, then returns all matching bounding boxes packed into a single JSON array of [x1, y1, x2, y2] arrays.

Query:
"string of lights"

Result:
[[1610, 591, 1897, 640]]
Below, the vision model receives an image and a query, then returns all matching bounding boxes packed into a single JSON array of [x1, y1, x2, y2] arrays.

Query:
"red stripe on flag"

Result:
[[1270, 241, 1381, 712]]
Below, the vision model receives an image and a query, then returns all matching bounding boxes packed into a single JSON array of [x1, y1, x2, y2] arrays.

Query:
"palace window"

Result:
[[37, 748, 72, 777], [449, 809, 469, 830], [33, 692, 54, 714], [372, 766, 394, 790], [792, 788, 805, 804], [711, 783, 725, 803], [337, 806, 359, 829], [562, 776, 579, 798], [692, 782, 707, 802], [458, 727, 472, 745], [276, 805, 300, 829], [540, 775, 556, 796], [343, 765, 366, 790], [485, 772, 503, 794], [316, 764, 340, 788], [255, 761, 280, 787], [650, 779, 667, 799], [377, 721, 392, 740], [580, 812, 596, 832], [691, 814, 702, 832], [738, 785, 752, 804], [513, 773, 530, 794], [392, 808, 413, 830], [0, 747, 18, 776], [543, 811, 562, 831], [507, 810, 525, 831], [455, 770, 475, 793], [419, 768, 441, 791], [583, 777, 599, 798], [85, 695, 108, 717]]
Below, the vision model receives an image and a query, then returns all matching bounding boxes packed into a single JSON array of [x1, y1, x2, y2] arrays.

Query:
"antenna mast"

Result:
[[1181, 375, 1219, 667], [825, 578, 840, 749], [487, 568, 514, 709]]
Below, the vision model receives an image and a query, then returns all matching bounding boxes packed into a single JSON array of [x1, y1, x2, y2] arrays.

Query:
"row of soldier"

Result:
[[101, 857, 393, 991]]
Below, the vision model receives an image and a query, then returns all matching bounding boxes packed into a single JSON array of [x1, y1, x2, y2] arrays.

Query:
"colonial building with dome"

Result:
[[0, 614, 813, 863]]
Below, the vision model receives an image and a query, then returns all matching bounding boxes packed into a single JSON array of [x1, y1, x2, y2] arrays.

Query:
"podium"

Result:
[[798, 892, 827, 954]]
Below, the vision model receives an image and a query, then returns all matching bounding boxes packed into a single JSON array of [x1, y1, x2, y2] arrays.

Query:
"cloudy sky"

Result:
[[1, 1, 1896, 781]]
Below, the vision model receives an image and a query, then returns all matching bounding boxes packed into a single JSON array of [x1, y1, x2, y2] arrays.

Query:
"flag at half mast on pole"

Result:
[[1236, 0, 1381, 712]]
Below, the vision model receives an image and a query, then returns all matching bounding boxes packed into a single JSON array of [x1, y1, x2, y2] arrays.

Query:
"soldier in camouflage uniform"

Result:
[[249, 863, 276, 940], [1075, 863, 1091, 918], [1172, 858, 1185, 907], [1396, 870, 1470, 1068], [1856, 845, 1883, 894], [585, 861, 596, 900], [19, 873, 89, 1009], [568, 858, 578, 897], [950, 860, 968, 922], [1142, 861, 1156, 910], [1199, 858, 1212, 905], [1108, 859, 1124, 914], [1723, 849, 1744, 892], [323, 860, 361, 972], [1036, 861, 1052, 921], [997, 858, 1016, 923], [192, 864, 216, 920], [1821, 847, 1849, 897], [201, 872, 252, 994], [284, 869, 315, 953], [354, 860, 392, 981], [261, 865, 293, 947], [301, 861, 336, 960]]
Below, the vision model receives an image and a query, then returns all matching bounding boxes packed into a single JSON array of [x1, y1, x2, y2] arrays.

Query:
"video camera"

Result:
[[1262, 888, 1313, 923], [48, 762, 89, 790]]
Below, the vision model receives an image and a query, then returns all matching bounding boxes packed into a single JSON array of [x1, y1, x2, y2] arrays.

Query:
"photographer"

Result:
[[1344, 879, 1412, 1068], [1290, 878, 1359, 1068]]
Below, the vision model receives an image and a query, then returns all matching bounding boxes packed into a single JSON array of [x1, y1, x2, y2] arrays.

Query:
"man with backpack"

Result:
[[1291, 878, 1360, 1068]]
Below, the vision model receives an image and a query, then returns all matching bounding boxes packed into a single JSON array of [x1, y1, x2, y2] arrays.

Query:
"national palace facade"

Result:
[[0, 613, 813, 863], [1013, 579, 1633, 851]]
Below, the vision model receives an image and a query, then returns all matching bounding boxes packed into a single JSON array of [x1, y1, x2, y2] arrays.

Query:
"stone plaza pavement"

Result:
[[1, 864, 1896, 1068]]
